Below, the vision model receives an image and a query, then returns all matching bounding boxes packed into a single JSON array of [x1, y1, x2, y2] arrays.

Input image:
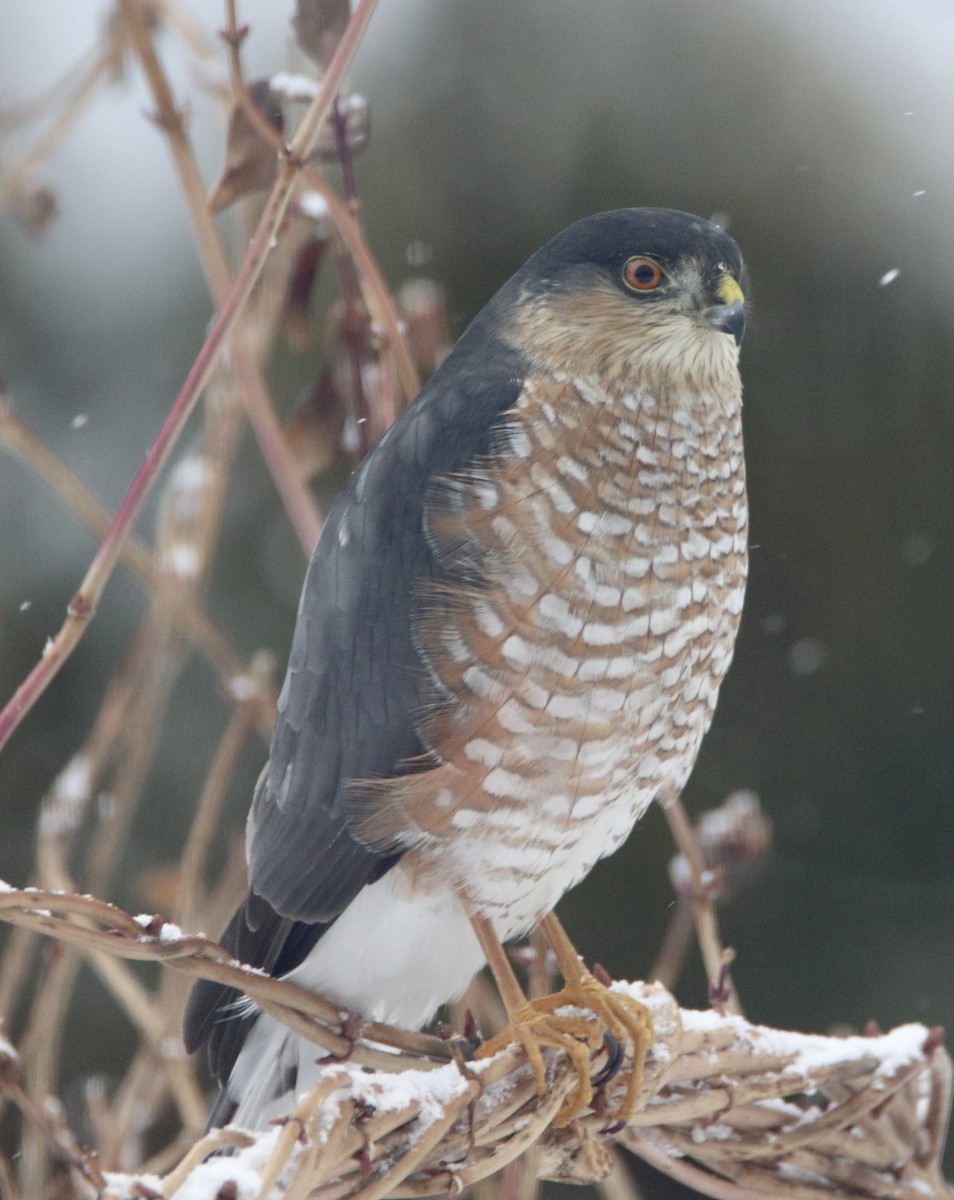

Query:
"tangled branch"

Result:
[[0, 886, 947, 1200]]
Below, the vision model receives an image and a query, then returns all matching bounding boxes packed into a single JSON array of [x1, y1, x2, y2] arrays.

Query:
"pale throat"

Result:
[[504, 285, 744, 401]]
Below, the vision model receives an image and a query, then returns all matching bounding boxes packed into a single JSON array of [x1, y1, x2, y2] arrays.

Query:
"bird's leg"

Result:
[[469, 910, 653, 1128], [536, 912, 654, 1125], [469, 912, 596, 1126]]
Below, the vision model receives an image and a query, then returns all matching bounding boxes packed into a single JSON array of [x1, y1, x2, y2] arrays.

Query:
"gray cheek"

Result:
[[668, 262, 707, 312]]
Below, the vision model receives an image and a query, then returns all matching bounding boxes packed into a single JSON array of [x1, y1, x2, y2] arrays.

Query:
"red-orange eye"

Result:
[[622, 257, 665, 291]]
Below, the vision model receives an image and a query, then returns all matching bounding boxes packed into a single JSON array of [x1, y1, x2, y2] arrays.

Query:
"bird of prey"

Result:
[[184, 207, 749, 1130]]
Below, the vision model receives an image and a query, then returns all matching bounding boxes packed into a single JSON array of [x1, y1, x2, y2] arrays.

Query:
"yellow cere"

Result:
[[715, 274, 745, 305]]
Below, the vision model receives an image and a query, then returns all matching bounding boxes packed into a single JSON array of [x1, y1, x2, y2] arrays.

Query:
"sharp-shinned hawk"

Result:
[[184, 207, 749, 1129]]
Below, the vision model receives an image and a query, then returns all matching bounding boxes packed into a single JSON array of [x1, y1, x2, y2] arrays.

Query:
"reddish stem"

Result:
[[330, 96, 360, 207], [0, 0, 379, 754]]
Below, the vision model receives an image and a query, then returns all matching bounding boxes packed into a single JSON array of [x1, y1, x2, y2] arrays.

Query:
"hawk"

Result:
[[184, 207, 749, 1129]]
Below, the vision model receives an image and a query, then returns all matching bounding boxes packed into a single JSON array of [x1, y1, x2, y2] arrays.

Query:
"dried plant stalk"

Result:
[[0, 887, 947, 1200], [0, 384, 276, 734], [0, 0, 379, 754]]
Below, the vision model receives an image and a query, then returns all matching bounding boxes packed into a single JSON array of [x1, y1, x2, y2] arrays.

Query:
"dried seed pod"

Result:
[[669, 790, 772, 899], [293, 0, 351, 68], [208, 80, 284, 214]]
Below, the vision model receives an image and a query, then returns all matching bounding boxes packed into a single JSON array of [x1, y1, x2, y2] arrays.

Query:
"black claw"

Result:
[[592, 1031, 624, 1087], [455, 1036, 481, 1062]]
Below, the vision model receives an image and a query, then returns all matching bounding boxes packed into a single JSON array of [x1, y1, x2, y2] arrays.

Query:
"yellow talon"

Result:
[[475, 998, 602, 1124], [475, 974, 653, 1127], [568, 976, 655, 1125], [467, 910, 654, 1128]]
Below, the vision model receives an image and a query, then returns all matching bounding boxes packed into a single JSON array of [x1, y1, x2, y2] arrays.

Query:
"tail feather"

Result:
[[187, 873, 485, 1129], [183, 890, 328, 1106], [225, 1014, 305, 1130]]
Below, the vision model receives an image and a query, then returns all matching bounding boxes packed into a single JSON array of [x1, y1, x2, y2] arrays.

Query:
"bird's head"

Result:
[[496, 208, 748, 394]]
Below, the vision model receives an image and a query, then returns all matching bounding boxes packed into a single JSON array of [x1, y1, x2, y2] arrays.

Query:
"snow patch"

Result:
[[270, 71, 319, 100]]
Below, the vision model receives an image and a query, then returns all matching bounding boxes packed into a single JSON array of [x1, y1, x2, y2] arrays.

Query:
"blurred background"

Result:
[[1, 0, 952, 1190]]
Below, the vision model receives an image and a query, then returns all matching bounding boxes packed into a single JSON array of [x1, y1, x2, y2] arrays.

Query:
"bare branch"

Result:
[[0, 0, 378, 752], [0, 885, 948, 1200]]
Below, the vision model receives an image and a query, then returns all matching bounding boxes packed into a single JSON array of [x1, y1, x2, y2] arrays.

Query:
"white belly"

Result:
[[287, 871, 484, 1027], [226, 872, 484, 1127]]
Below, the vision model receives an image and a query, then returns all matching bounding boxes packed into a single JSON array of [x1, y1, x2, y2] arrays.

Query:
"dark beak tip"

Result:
[[704, 299, 746, 347]]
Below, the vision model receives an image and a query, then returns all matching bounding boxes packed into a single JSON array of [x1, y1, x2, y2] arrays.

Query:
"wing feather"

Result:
[[184, 321, 528, 1068]]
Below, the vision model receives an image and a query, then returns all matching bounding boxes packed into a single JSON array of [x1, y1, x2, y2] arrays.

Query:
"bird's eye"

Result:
[[622, 257, 665, 292]]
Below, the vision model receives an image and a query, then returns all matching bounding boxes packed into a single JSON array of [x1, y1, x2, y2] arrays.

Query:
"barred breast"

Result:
[[359, 369, 747, 938]]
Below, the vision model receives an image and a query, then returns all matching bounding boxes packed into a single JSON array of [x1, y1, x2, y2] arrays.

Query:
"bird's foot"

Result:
[[475, 997, 600, 1125], [475, 973, 653, 1128]]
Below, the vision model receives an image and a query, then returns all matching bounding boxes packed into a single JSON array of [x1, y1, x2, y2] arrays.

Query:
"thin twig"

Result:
[[117, 0, 324, 554], [300, 164, 418, 417], [0, 387, 276, 734], [217, 11, 419, 415], [85, 616, 179, 893], [154, 0, 220, 62], [0, 27, 121, 211], [0, 924, 36, 1028], [0, 1147, 21, 1200], [221, 0, 291, 163], [662, 796, 742, 1015], [0, 0, 377, 753], [0, 1077, 105, 1195], [648, 896, 695, 991], [221, 0, 414, 437], [176, 664, 270, 928]]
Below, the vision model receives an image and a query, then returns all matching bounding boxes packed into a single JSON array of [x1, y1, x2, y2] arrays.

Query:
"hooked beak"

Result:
[[704, 298, 746, 346], [705, 272, 746, 346]]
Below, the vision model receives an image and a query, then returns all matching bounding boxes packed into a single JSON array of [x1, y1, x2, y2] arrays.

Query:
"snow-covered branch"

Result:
[[0, 885, 948, 1200]]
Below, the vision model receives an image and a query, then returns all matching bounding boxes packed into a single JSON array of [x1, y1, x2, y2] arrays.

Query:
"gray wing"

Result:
[[184, 322, 527, 1074], [247, 331, 528, 920]]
